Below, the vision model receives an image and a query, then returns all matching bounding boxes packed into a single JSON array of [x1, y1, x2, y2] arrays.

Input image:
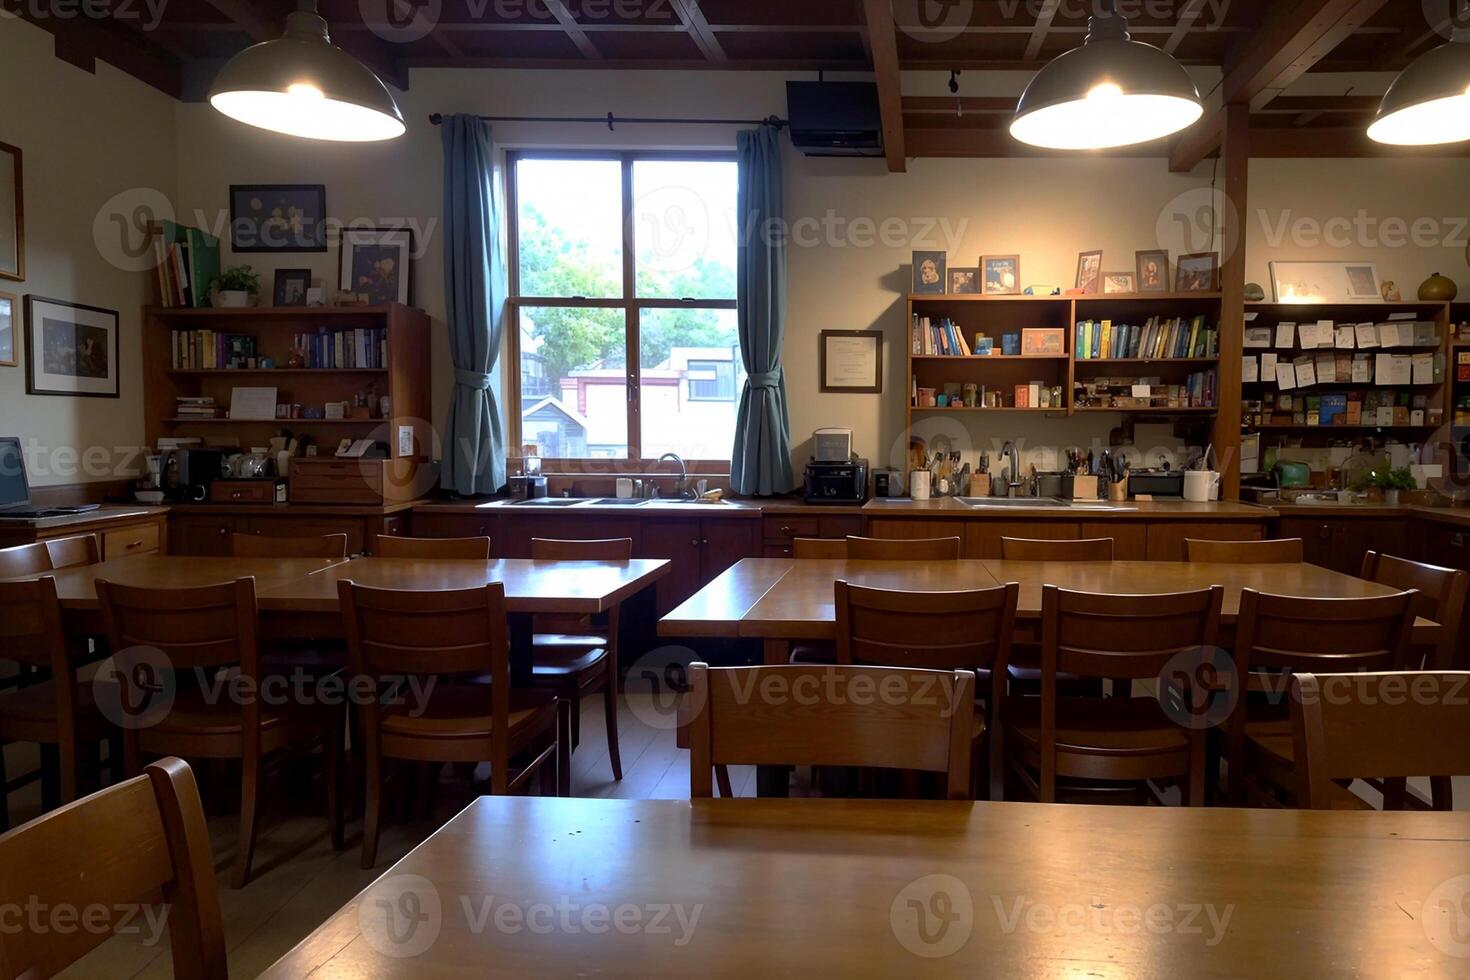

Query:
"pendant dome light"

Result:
[[209, 2, 405, 142], [1010, 1, 1203, 150], [1368, 14, 1470, 146]]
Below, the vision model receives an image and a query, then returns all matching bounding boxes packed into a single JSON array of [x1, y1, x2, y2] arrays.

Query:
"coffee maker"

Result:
[[163, 448, 225, 502]]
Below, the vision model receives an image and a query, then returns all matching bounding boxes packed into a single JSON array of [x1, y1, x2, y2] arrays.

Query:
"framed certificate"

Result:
[[819, 329, 882, 393]]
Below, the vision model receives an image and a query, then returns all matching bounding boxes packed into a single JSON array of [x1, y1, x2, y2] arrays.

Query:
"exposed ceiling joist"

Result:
[[7, 5, 181, 97], [542, 0, 603, 60], [670, 0, 727, 62], [861, 0, 906, 173]]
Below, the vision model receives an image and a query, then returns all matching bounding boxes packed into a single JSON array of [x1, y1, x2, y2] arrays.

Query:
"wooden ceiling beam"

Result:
[[542, 0, 603, 60], [862, 0, 906, 173], [1162, 0, 1208, 56], [8, 6, 182, 97], [669, 0, 726, 62]]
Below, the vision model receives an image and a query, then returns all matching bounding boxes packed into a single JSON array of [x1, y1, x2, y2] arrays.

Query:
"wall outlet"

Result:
[[397, 425, 414, 456]]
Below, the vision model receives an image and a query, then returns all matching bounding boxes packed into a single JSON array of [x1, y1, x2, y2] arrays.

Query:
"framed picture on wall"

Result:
[[1076, 250, 1102, 294], [948, 267, 979, 294], [0, 291, 16, 366], [1269, 260, 1380, 303], [230, 184, 326, 252], [982, 254, 1020, 295], [1103, 272, 1136, 294], [911, 251, 946, 294], [340, 227, 413, 305], [24, 296, 119, 398], [0, 142, 23, 282], [1177, 252, 1220, 292], [1135, 249, 1169, 292], [819, 329, 882, 393], [273, 268, 312, 307]]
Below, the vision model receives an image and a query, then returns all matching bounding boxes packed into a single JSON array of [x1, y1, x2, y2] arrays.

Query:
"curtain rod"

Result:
[[428, 112, 786, 130]]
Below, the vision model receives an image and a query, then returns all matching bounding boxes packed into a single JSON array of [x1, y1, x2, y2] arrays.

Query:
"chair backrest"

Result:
[[0, 757, 225, 979], [43, 533, 100, 570], [339, 578, 507, 688], [1184, 537, 1303, 563], [845, 535, 961, 561], [231, 531, 348, 559], [687, 662, 975, 800], [377, 535, 491, 559], [836, 580, 1017, 675], [1001, 537, 1114, 561], [0, 576, 70, 675], [1230, 588, 1417, 678], [1040, 584, 1223, 683], [530, 537, 633, 561], [0, 541, 52, 577], [792, 537, 847, 559], [96, 577, 259, 675], [1361, 551, 1470, 669], [1291, 671, 1470, 809]]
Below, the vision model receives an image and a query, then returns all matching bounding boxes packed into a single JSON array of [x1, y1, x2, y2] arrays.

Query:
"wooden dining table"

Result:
[[261, 794, 1470, 977], [659, 558, 1440, 664]]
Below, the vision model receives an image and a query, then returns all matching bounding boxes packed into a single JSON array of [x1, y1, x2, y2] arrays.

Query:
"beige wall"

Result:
[[0, 17, 177, 488]]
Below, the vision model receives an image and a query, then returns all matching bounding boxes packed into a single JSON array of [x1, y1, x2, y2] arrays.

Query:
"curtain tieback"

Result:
[[454, 369, 494, 390], [747, 369, 783, 389]]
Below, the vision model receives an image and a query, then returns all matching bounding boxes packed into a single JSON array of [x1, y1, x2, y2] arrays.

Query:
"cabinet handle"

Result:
[[780, 525, 794, 536], [690, 539, 700, 547], [123, 539, 143, 550], [218, 527, 228, 536], [702, 538, 709, 545]]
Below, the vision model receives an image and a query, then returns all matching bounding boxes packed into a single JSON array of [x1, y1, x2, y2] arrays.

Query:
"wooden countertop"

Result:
[[0, 504, 168, 530], [166, 500, 419, 516], [261, 796, 1470, 978], [863, 498, 1274, 520]]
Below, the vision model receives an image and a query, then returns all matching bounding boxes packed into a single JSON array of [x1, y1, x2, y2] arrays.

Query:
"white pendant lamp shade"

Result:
[[209, 9, 405, 142], [1011, 11, 1202, 150], [1368, 36, 1470, 145]]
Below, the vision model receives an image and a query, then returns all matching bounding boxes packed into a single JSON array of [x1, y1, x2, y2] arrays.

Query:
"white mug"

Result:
[[1183, 469, 1220, 502], [615, 477, 634, 499], [910, 469, 931, 500]]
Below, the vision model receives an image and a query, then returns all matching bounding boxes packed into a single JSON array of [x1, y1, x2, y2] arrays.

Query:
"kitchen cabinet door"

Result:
[[701, 519, 759, 582], [965, 522, 1079, 559], [169, 515, 239, 556], [411, 512, 501, 547], [1333, 519, 1408, 576], [638, 519, 703, 615], [243, 516, 366, 556], [501, 514, 640, 558], [1277, 518, 1334, 569], [1081, 522, 1146, 560], [1148, 521, 1262, 562]]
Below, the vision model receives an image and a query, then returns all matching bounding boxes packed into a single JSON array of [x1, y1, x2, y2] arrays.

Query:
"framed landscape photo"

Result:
[[1270, 260, 1380, 303], [0, 291, 16, 366], [982, 254, 1020, 295], [1103, 272, 1136, 295], [0, 141, 23, 281], [1135, 249, 1169, 292], [911, 250, 946, 294], [340, 227, 413, 305], [230, 184, 326, 252], [1177, 252, 1219, 292], [273, 268, 312, 307], [948, 267, 979, 294], [24, 296, 119, 398], [1076, 250, 1102, 294], [819, 329, 882, 393]]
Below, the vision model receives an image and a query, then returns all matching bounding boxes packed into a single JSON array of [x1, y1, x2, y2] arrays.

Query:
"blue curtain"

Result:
[[731, 126, 793, 495], [439, 115, 507, 496]]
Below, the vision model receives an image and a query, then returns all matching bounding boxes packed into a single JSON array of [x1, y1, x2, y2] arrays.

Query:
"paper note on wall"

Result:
[[1276, 322, 1296, 348], [1242, 356, 1259, 382], [1355, 323, 1379, 348], [1275, 361, 1297, 390], [1412, 352, 1434, 384], [1335, 324, 1355, 349]]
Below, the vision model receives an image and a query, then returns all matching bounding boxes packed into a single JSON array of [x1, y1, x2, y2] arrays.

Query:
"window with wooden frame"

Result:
[[507, 150, 740, 472]]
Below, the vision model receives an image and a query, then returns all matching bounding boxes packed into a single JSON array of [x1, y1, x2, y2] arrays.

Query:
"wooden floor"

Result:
[[0, 691, 1461, 978]]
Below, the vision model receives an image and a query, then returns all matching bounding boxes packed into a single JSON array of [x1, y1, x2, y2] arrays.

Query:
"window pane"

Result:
[[519, 306, 627, 459], [639, 307, 741, 460], [633, 160, 737, 300], [516, 159, 623, 298]]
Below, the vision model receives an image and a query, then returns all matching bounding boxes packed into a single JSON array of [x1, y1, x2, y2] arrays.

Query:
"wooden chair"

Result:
[[836, 580, 1017, 798], [527, 537, 630, 782], [96, 577, 344, 888], [1184, 537, 1303, 563], [231, 532, 349, 559], [0, 757, 225, 979], [687, 663, 975, 800], [1291, 671, 1470, 810], [377, 535, 491, 559], [791, 537, 847, 559], [0, 576, 111, 830], [1361, 551, 1469, 669], [43, 533, 100, 569], [0, 541, 52, 577], [1004, 585, 1224, 805], [338, 580, 560, 868], [1224, 588, 1417, 807], [846, 535, 961, 560], [1000, 537, 1114, 561]]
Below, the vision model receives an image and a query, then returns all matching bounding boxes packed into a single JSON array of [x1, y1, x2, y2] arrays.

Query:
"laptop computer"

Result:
[[0, 436, 100, 518]]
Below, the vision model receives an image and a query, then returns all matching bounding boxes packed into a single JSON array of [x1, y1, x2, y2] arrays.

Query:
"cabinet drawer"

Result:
[[763, 516, 821, 541], [290, 459, 382, 504], [212, 480, 277, 504], [103, 522, 160, 559], [243, 517, 366, 555]]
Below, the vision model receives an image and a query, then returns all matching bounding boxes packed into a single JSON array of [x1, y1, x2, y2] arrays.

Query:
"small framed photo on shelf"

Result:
[[1103, 272, 1136, 295], [1021, 327, 1065, 356], [1135, 249, 1169, 292], [1177, 252, 1220, 292], [229, 184, 326, 252], [0, 290, 16, 366], [819, 329, 882, 393], [982, 254, 1020, 295], [948, 267, 979, 294], [912, 250, 946, 294], [23, 296, 119, 398], [1076, 250, 1102, 294], [1269, 260, 1380, 303], [340, 227, 414, 305], [273, 268, 312, 307]]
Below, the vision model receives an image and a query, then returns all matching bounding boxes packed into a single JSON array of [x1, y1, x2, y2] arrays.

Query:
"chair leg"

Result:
[[715, 765, 734, 798], [57, 738, 80, 805], [602, 671, 623, 781], [232, 751, 262, 889], [0, 742, 8, 833], [569, 687, 581, 750], [1186, 731, 1207, 807], [326, 714, 345, 851], [557, 700, 571, 797], [1432, 775, 1453, 811], [362, 737, 384, 870]]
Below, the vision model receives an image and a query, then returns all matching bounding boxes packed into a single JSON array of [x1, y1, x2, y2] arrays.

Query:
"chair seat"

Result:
[[381, 685, 558, 742], [149, 685, 296, 737], [788, 641, 836, 665], [0, 679, 110, 742], [530, 644, 609, 681], [1008, 697, 1190, 761], [533, 632, 607, 651], [261, 640, 346, 676]]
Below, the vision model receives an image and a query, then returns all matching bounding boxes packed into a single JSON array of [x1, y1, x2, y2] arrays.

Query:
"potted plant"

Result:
[[212, 265, 260, 308], [1351, 466, 1417, 505]]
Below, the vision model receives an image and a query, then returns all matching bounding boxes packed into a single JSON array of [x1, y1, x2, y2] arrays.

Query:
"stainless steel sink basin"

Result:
[[588, 498, 648, 506], [507, 498, 583, 506], [958, 496, 1071, 508]]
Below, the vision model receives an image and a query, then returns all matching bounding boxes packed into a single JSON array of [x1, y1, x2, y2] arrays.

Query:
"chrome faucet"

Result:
[[1002, 441, 1021, 497], [657, 452, 692, 499]]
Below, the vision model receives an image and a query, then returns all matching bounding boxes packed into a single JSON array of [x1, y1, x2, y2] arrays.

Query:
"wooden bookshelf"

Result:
[[142, 303, 433, 498]]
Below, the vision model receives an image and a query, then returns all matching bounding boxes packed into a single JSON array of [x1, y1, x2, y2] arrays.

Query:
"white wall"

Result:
[[0, 17, 177, 488]]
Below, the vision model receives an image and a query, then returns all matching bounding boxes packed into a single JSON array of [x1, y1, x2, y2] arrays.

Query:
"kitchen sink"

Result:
[[507, 498, 583, 507], [589, 498, 649, 506], [958, 496, 1071, 508]]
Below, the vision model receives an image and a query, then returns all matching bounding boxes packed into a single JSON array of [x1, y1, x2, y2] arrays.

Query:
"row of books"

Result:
[[1076, 368, 1217, 408], [171, 331, 258, 370], [911, 316, 975, 356], [174, 396, 218, 419], [1075, 316, 1217, 360], [1247, 390, 1430, 428], [295, 328, 389, 369], [152, 221, 220, 309]]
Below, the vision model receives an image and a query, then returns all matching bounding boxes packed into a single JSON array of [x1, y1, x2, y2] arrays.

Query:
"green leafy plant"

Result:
[[212, 265, 260, 294], [1350, 466, 1417, 492]]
